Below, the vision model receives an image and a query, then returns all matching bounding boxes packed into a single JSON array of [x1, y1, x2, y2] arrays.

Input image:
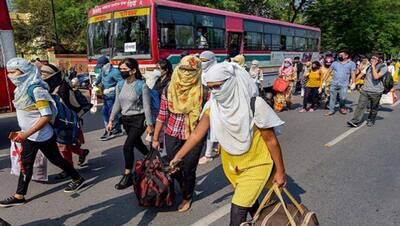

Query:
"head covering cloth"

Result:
[[203, 62, 258, 155], [167, 55, 204, 139]]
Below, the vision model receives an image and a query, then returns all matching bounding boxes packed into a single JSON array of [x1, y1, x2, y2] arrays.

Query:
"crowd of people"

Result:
[[1, 48, 399, 226]]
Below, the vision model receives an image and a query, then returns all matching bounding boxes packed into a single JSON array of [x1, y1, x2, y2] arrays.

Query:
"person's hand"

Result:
[[169, 157, 182, 174], [273, 171, 286, 188], [152, 140, 160, 151], [371, 57, 378, 67], [146, 125, 154, 135], [13, 132, 28, 143], [106, 121, 113, 132], [318, 88, 322, 94]]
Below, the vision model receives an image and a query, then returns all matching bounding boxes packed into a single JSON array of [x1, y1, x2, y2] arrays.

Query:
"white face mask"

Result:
[[284, 63, 291, 68], [8, 72, 29, 87]]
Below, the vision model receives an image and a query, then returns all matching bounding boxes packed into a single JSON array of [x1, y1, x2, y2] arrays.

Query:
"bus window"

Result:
[[263, 34, 272, 50], [88, 16, 112, 58], [207, 28, 224, 49], [196, 14, 225, 49], [286, 36, 293, 51], [244, 32, 263, 50], [294, 37, 306, 51], [176, 25, 195, 49], [271, 34, 280, 50], [280, 35, 286, 50], [112, 8, 151, 59], [157, 7, 195, 49]]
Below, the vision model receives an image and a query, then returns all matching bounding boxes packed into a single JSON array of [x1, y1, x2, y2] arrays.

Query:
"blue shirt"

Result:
[[330, 60, 356, 86], [94, 66, 123, 97]]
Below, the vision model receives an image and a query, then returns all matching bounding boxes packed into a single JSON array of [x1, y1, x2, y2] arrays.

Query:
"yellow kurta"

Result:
[[207, 106, 274, 207]]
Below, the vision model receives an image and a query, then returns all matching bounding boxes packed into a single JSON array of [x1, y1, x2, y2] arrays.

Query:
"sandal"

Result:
[[178, 199, 192, 212]]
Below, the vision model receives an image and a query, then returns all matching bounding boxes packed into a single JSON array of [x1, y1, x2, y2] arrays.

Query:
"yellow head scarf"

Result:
[[233, 55, 246, 68], [167, 55, 203, 139]]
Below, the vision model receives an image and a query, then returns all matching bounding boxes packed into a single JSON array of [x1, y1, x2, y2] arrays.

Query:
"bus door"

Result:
[[227, 32, 242, 58]]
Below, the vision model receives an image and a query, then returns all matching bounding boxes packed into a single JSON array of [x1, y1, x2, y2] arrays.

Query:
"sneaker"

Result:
[[347, 121, 359, 128], [366, 120, 375, 127], [78, 149, 90, 166], [115, 174, 133, 190], [54, 171, 69, 180], [64, 177, 85, 193], [0, 196, 26, 207], [100, 131, 109, 141], [107, 130, 124, 140], [198, 156, 213, 165], [299, 108, 307, 113]]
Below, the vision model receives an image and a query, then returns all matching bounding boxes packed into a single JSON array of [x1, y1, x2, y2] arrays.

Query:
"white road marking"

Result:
[[325, 100, 400, 148], [190, 203, 231, 226], [324, 122, 366, 147]]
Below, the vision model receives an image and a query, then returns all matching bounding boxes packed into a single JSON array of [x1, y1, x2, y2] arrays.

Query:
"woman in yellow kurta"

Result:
[[169, 62, 286, 226]]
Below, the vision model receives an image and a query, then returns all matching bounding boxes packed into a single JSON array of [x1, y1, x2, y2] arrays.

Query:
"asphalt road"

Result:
[[0, 91, 399, 226]]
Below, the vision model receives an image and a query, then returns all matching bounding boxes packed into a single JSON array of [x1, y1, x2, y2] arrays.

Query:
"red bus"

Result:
[[87, 0, 321, 87]]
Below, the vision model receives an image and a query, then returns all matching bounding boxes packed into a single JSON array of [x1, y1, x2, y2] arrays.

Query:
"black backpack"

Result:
[[382, 71, 394, 94]]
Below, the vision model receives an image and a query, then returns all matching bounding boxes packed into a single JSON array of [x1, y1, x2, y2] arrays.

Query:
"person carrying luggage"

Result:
[[169, 62, 286, 226], [152, 56, 206, 212], [0, 58, 84, 208]]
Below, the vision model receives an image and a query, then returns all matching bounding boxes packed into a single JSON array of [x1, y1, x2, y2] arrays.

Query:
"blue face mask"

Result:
[[284, 63, 291, 68], [8, 72, 29, 87]]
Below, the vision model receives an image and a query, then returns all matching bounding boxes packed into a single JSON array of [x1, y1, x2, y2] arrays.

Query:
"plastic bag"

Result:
[[10, 141, 48, 182], [90, 87, 98, 114], [380, 91, 398, 105]]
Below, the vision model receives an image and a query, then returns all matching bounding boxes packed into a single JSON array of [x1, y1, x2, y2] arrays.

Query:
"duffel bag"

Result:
[[133, 147, 174, 207], [241, 184, 319, 226]]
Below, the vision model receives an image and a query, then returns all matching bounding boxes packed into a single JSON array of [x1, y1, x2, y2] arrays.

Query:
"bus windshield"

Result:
[[88, 19, 112, 58], [112, 9, 151, 60]]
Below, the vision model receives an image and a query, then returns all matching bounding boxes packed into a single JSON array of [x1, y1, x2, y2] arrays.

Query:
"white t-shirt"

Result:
[[16, 87, 54, 142]]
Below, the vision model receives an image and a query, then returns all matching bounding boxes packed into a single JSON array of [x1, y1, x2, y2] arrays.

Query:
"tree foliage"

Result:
[[12, 0, 109, 54], [306, 0, 400, 55]]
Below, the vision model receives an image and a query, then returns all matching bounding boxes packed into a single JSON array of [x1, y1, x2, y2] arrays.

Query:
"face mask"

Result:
[[197, 32, 202, 36], [338, 56, 344, 62], [120, 71, 130, 80], [8, 72, 29, 87], [284, 63, 291, 68], [324, 63, 331, 67], [44, 71, 62, 93]]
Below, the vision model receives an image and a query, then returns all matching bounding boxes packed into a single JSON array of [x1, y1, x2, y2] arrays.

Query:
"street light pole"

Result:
[[50, 0, 60, 52]]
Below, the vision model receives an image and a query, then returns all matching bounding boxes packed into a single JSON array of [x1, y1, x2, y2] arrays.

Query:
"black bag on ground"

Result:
[[133, 148, 174, 207]]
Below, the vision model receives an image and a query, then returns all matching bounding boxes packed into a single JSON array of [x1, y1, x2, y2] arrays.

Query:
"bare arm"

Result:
[[259, 127, 286, 185], [171, 114, 210, 162], [371, 64, 385, 80]]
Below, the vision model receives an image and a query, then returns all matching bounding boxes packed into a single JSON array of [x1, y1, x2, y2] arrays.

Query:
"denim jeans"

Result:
[[329, 84, 348, 112], [102, 95, 121, 131], [351, 90, 382, 124]]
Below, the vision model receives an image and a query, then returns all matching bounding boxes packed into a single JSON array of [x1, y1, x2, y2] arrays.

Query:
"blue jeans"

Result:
[[102, 95, 121, 131], [329, 84, 348, 113]]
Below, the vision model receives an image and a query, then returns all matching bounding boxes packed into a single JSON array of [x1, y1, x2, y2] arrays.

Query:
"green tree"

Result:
[[306, 0, 400, 55], [12, 0, 109, 54]]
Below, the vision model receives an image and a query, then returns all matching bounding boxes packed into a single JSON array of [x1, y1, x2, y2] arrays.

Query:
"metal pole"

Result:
[[50, 0, 60, 52]]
